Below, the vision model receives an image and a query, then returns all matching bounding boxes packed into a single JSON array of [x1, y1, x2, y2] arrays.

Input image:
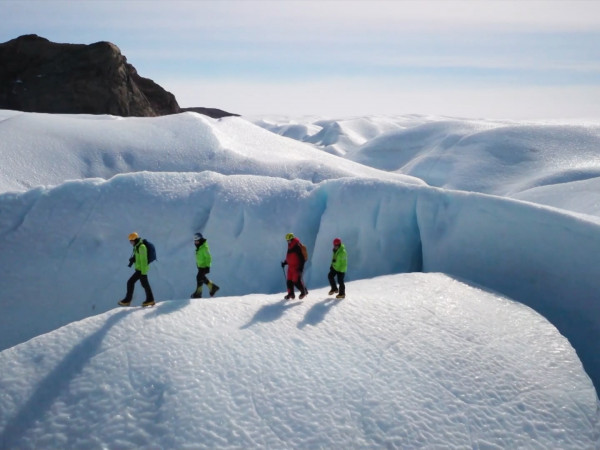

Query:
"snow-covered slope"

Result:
[[0, 275, 596, 449], [2, 169, 600, 397], [252, 115, 437, 156], [0, 111, 421, 193], [253, 115, 600, 217], [1, 110, 599, 447], [0, 173, 422, 351]]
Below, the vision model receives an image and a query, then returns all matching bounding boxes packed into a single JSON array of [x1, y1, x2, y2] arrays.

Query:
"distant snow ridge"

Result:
[[253, 116, 600, 215], [0, 111, 420, 192], [254, 115, 419, 157]]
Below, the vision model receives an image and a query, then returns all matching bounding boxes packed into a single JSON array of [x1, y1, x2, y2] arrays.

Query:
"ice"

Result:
[[0, 111, 598, 448]]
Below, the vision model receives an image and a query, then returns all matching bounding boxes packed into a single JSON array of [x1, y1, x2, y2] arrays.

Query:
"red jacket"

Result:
[[285, 238, 305, 279]]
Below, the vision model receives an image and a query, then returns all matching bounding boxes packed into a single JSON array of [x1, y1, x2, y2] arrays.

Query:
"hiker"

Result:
[[119, 232, 155, 307], [328, 237, 347, 299], [281, 232, 308, 300], [191, 232, 220, 298]]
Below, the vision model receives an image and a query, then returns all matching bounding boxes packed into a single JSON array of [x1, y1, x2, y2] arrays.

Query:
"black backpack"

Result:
[[142, 239, 157, 264]]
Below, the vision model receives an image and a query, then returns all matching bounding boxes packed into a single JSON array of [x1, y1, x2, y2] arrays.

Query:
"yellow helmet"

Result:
[[128, 232, 139, 241], [285, 232, 294, 241]]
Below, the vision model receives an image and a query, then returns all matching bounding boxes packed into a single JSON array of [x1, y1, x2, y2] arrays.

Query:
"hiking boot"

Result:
[[191, 292, 202, 299], [335, 294, 345, 299], [328, 289, 338, 296], [142, 299, 156, 307], [299, 291, 308, 300], [284, 293, 295, 300], [118, 299, 131, 306], [209, 284, 220, 297]]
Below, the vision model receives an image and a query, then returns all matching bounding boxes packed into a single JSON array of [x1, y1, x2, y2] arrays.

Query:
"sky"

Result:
[[3, 0, 600, 119], [0, 110, 599, 446]]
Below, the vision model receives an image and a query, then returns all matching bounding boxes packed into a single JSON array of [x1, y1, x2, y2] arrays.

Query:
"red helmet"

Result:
[[333, 238, 342, 246]]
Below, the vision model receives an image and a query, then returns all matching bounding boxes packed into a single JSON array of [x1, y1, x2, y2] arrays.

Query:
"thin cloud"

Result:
[[2, 0, 600, 120], [166, 77, 600, 119]]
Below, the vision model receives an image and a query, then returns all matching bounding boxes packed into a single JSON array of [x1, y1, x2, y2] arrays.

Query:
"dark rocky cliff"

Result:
[[0, 35, 237, 118]]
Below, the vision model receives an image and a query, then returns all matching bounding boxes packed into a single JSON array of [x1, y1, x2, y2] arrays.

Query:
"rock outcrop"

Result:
[[180, 106, 239, 118], [0, 34, 235, 118]]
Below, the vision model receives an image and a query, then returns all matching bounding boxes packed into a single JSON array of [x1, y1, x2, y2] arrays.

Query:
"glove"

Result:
[[281, 261, 287, 268], [128, 257, 135, 267]]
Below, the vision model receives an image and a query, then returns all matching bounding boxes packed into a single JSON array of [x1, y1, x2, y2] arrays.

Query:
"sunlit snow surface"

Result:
[[0, 110, 599, 448], [0, 274, 596, 449], [253, 115, 600, 217], [0, 110, 420, 192]]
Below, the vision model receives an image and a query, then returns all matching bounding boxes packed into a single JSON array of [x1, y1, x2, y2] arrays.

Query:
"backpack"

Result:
[[299, 242, 308, 261], [142, 239, 157, 264]]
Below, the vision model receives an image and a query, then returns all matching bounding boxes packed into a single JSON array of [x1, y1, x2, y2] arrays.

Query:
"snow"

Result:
[[0, 275, 597, 448], [0, 110, 599, 448], [0, 111, 420, 193], [254, 115, 600, 215]]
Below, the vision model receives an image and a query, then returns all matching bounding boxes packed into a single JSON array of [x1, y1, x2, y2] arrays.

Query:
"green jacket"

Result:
[[331, 244, 347, 273], [133, 239, 150, 275], [195, 240, 212, 268]]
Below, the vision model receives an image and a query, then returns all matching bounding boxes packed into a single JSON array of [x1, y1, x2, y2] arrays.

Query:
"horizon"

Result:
[[3, 0, 600, 120]]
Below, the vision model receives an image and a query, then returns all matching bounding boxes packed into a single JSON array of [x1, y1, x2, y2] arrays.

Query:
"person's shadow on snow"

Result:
[[240, 299, 301, 329], [297, 298, 341, 329], [0, 309, 130, 449], [144, 298, 191, 319]]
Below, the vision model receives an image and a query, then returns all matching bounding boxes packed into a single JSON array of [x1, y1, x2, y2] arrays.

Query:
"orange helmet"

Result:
[[128, 232, 139, 241]]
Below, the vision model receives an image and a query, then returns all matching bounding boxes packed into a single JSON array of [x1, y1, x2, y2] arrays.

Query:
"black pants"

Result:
[[286, 278, 307, 296], [193, 267, 214, 297], [328, 267, 345, 295], [196, 267, 211, 287], [125, 270, 154, 302]]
